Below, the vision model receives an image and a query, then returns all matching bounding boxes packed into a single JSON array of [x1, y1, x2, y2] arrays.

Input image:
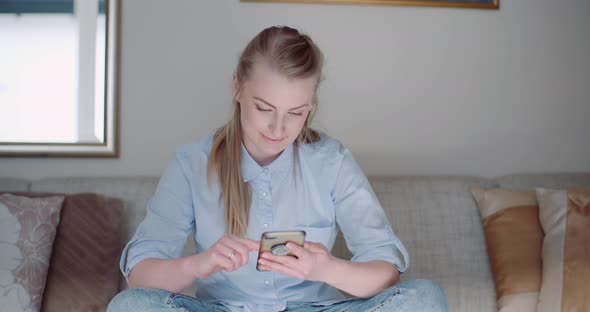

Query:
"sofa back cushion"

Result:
[[361, 176, 498, 312], [0, 178, 30, 192], [495, 173, 590, 190]]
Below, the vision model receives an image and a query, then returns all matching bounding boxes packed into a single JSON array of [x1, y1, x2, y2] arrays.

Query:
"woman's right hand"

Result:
[[188, 235, 260, 279]]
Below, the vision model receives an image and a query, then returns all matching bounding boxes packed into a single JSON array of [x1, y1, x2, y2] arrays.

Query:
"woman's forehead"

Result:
[[245, 74, 316, 109]]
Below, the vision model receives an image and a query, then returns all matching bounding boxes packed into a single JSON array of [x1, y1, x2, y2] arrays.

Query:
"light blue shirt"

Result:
[[120, 132, 409, 312]]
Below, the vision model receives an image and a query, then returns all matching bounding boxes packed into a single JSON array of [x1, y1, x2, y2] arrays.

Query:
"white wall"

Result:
[[2, 0, 589, 180]]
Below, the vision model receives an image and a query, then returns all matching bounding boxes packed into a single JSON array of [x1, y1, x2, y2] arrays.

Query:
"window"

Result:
[[0, 0, 117, 156]]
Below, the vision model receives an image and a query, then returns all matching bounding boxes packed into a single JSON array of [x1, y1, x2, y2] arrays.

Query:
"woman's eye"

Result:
[[289, 112, 303, 116], [255, 105, 271, 112]]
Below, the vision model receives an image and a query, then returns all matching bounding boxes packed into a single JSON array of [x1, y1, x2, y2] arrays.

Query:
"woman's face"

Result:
[[234, 61, 316, 166]]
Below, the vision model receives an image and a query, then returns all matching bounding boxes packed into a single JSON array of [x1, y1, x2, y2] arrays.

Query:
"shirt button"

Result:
[[261, 191, 267, 197], [263, 223, 269, 228], [265, 280, 270, 285]]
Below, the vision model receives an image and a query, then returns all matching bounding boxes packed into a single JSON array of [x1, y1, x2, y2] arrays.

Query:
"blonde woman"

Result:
[[108, 26, 447, 312]]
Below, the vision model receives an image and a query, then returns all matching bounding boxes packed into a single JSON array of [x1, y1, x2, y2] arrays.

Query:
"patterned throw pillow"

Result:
[[536, 187, 590, 312], [0, 193, 65, 312], [470, 187, 543, 312]]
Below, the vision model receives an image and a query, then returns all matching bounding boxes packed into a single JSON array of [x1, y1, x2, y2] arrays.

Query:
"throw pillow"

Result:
[[470, 187, 543, 312], [0, 193, 65, 312], [536, 187, 590, 312], [40, 193, 125, 312], [0, 192, 126, 311]]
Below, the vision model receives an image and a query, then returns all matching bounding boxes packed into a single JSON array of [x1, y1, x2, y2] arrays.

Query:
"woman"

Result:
[[108, 26, 447, 312]]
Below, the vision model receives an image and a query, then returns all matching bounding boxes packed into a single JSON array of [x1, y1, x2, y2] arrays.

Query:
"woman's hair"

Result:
[[206, 26, 324, 236]]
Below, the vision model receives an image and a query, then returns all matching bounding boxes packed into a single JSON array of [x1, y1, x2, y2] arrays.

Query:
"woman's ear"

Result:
[[232, 72, 239, 99]]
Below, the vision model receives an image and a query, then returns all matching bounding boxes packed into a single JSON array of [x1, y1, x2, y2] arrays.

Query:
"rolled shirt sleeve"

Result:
[[331, 147, 409, 274], [119, 153, 195, 280]]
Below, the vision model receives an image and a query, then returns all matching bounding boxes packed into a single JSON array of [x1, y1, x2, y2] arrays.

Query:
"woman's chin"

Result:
[[262, 145, 284, 156]]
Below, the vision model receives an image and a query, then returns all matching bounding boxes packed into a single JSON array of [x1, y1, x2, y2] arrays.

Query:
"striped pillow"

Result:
[[41, 193, 125, 312], [471, 187, 543, 312], [536, 188, 590, 312]]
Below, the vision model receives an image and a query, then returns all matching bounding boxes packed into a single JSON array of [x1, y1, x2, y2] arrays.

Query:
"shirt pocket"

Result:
[[296, 225, 335, 250]]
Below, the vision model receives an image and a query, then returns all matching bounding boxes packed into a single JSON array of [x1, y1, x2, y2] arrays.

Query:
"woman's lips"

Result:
[[261, 133, 284, 144]]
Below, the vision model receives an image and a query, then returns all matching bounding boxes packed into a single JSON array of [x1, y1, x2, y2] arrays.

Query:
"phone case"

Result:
[[256, 230, 306, 271]]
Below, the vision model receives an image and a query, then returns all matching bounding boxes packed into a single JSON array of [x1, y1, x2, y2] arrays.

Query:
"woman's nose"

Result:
[[268, 114, 285, 137]]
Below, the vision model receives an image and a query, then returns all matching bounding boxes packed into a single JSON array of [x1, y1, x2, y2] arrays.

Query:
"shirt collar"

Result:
[[241, 142, 294, 182]]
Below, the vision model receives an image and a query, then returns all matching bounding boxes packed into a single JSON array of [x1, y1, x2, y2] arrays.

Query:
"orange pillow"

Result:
[[471, 187, 543, 312]]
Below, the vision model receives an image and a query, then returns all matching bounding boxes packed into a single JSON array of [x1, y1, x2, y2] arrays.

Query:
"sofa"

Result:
[[1, 172, 589, 312]]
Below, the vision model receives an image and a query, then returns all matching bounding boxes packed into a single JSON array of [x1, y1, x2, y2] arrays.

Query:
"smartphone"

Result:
[[256, 230, 306, 271]]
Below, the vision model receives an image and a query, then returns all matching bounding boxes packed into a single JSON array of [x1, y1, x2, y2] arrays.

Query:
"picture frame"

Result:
[[241, 0, 499, 10]]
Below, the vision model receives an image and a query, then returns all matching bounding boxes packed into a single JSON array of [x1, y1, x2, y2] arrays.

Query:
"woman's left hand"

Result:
[[257, 241, 335, 282]]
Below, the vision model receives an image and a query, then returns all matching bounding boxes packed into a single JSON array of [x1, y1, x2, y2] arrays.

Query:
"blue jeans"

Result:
[[108, 279, 448, 312]]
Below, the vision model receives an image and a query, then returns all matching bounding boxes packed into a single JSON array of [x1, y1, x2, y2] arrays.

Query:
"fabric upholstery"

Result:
[[365, 176, 498, 312], [0, 178, 30, 192], [495, 173, 590, 190]]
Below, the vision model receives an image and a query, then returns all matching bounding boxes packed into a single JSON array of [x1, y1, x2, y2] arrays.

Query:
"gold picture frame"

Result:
[[241, 0, 499, 10]]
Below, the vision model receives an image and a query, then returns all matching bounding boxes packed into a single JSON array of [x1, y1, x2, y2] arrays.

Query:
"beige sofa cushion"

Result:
[[363, 176, 498, 312], [0, 178, 30, 192], [495, 173, 590, 190]]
